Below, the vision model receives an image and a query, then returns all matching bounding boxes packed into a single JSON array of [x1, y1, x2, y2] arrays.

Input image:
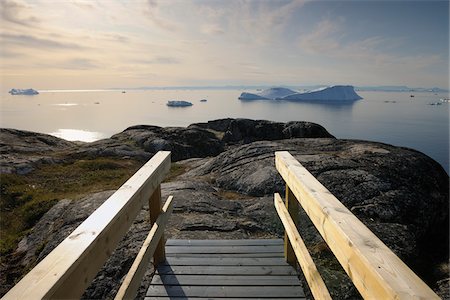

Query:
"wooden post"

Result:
[[149, 185, 165, 265], [284, 185, 299, 267]]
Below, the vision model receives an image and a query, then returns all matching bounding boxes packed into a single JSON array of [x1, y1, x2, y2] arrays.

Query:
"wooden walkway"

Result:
[[145, 239, 305, 299]]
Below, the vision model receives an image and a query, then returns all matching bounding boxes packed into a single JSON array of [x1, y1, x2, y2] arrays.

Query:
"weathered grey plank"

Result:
[[151, 274, 302, 286], [166, 253, 284, 258], [146, 239, 305, 299], [146, 285, 305, 298], [156, 265, 296, 275], [165, 245, 283, 254], [166, 239, 283, 246], [164, 257, 288, 266], [146, 297, 305, 300]]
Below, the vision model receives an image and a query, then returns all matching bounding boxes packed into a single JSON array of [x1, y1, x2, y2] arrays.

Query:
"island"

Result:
[[8, 88, 39, 95], [166, 100, 193, 107], [239, 85, 362, 101]]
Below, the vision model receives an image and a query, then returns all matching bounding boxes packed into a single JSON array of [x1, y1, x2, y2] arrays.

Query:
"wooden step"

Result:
[[145, 239, 305, 300]]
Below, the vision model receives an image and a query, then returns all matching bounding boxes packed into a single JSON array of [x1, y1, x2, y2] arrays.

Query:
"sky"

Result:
[[0, 0, 449, 89]]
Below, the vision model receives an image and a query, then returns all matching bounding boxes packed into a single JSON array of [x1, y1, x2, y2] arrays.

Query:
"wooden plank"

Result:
[[2, 151, 171, 300], [146, 298, 305, 300], [164, 257, 288, 266], [165, 245, 283, 254], [146, 285, 305, 298], [166, 253, 284, 258], [275, 193, 332, 300], [166, 239, 283, 246], [151, 274, 302, 286], [148, 185, 166, 265], [156, 265, 296, 275], [114, 196, 174, 300], [149, 185, 165, 265], [275, 151, 440, 300], [284, 185, 299, 267]]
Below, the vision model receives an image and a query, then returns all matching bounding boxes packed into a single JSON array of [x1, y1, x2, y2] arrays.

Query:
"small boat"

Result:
[[167, 100, 193, 107]]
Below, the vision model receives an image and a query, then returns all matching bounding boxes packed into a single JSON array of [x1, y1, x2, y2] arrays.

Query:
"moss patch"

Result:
[[164, 162, 188, 182], [0, 157, 142, 255]]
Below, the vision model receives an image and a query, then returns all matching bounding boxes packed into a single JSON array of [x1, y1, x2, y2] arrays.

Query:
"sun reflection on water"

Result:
[[50, 129, 105, 142]]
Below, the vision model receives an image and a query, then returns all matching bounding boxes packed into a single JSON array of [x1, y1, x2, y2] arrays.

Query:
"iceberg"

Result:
[[9, 88, 39, 95], [238, 85, 362, 102], [166, 100, 193, 107], [238, 87, 298, 100]]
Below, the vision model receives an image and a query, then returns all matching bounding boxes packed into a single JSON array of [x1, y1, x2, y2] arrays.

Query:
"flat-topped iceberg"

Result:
[[239, 85, 362, 101], [167, 100, 193, 107], [239, 87, 298, 100], [9, 88, 39, 95]]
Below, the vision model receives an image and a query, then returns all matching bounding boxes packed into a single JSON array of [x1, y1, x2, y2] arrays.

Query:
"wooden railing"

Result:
[[274, 151, 439, 300], [3, 151, 173, 300]]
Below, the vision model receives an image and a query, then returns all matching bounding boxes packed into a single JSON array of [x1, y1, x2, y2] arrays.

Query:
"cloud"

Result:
[[69, 0, 96, 10], [0, 0, 40, 26], [61, 58, 99, 70], [296, 17, 447, 86], [0, 33, 85, 50], [298, 19, 342, 54], [133, 56, 181, 64], [197, 0, 309, 44], [143, 0, 179, 31], [201, 24, 225, 36]]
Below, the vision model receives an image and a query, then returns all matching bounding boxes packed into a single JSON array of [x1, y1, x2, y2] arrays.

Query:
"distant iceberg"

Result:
[[239, 87, 298, 100], [9, 88, 39, 95], [239, 85, 362, 101], [167, 100, 193, 107]]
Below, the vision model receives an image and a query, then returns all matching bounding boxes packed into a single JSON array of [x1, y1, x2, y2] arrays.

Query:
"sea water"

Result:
[[0, 89, 448, 173]]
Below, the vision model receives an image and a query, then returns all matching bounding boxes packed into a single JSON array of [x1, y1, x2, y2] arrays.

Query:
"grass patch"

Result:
[[217, 189, 252, 200], [0, 157, 142, 255], [164, 163, 188, 182]]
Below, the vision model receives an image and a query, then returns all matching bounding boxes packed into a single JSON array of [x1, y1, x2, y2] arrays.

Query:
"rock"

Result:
[[436, 278, 449, 300], [190, 118, 334, 144], [0, 129, 76, 174], [1, 120, 448, 299], [76, 125, 224, 162]]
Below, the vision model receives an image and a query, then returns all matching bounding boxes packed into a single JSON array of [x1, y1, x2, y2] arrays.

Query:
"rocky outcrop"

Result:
[[0, 120, 448, 299], [184, 139, 449, 262], [0, 129, 76, 174], [75, 119, 333, 162], [190, 118, 334, 144]]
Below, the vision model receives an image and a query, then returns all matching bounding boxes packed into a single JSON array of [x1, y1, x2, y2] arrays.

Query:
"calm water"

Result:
[[1, 89, 448, 173]]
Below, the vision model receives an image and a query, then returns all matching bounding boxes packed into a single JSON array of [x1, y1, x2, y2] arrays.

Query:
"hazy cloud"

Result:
[[134, 56, 181, 64], [298, 19, 342, 54], [198, 0, 309, 45], [61, 58, 99, 70], [0, 0, 40, 26], [143, 0, 179, 31], [201, 24, 225, 36], [1, 33, 84, 50], [69, 0, 96, 10]]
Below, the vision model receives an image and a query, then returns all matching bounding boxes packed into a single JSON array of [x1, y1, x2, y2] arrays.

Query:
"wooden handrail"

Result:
[[3, 151, 172, 300], [275, 151, 439, 300], [115, 195, 174, 300], [274, 193, 331, 300]]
